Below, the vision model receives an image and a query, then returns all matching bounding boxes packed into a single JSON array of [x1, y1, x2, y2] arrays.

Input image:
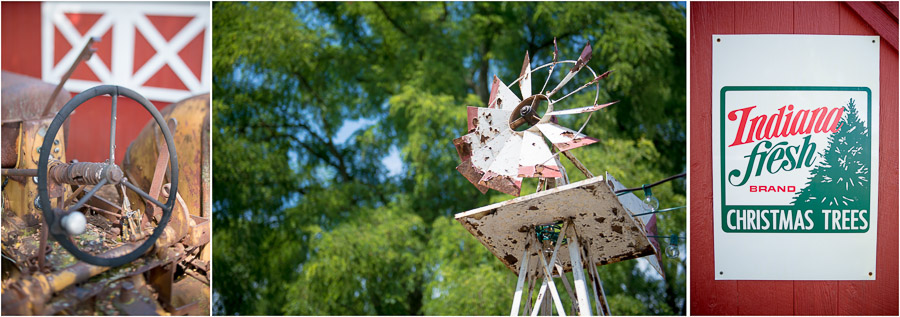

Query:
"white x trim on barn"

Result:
[[41, 2, 210, 103]]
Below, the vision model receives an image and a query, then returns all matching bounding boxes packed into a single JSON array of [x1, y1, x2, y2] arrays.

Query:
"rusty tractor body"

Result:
[[1, 71, 211, 315]]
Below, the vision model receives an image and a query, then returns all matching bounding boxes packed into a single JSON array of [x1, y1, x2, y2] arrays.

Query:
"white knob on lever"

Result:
[[61, 212, 87, 235]]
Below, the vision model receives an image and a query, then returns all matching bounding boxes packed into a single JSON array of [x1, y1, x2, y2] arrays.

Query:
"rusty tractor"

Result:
[[1, 39, 210, 315]]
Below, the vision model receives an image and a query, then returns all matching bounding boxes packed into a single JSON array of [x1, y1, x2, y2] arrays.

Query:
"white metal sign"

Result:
[[712, 35, 880, 280]]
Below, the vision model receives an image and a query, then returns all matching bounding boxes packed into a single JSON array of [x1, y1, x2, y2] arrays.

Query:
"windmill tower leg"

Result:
[[567, 225, 592, 316], [511, 248, 531, 316]]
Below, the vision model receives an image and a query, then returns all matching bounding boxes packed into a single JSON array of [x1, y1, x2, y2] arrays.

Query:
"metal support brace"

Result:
[[509, 220, 616, 316], [566, 225, 591, 316], [583, 244, 611, 316], [511, 247, 531, 316], [560, 150, 593, 179]]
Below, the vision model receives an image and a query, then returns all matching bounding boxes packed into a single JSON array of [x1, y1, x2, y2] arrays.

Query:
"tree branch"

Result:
[[375, 2, 411, 38]]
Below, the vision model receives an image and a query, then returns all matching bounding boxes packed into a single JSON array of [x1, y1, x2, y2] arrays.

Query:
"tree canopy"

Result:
[[212, 2, 686, 315]]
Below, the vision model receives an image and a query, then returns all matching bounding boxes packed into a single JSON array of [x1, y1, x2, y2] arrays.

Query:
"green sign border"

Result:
[[719, 86, 872, 233]]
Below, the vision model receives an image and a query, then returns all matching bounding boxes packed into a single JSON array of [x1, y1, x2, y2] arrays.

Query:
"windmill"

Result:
[[452, 39, 666, 316]]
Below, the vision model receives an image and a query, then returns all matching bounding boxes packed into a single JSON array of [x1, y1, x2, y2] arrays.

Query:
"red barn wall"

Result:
[[1, 2, 207, 164], [690, 2, 899, 315]]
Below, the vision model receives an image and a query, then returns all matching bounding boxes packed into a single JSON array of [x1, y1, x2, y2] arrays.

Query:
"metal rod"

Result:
[[84, 205, 122, 218], [2, 169, 38, 176], [567, 225, 591, 316], [63, 186, 86, 208], [43, 37, 99, 117], [511, 247, 531, 316], [123, 179, 166, 208], [537, 251, 567, 316], [68, 178, 108, 212], [109, 90, 117, 164], [561, 151, 593, 179]]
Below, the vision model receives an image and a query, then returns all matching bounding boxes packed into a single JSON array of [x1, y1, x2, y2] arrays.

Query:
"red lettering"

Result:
[[728, 104, 844, 147]]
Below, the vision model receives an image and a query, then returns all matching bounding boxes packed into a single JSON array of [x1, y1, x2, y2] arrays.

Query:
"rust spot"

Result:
[[476, 230, 483, 236], [579, 213, 587, 216], [528, 206, 539, 211], [611, 224, 623, 234], [595, 217, 606, 223], [455, 139, 472, 159], [511, 239, 517, 244], [611, 207, 618, 216], [630, 226, 639, 232], [480, 134, 490, 143], [518, 225, 529, 233], [561, 131, 575, 138], [504, 253, 518, 265]]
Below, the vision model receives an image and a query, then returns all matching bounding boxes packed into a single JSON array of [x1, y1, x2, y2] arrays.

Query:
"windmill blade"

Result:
[[535, 122, 599, 151], [517, 130, 562, 178], [489, 75, 522, 111], [547, 42, 592, 98], [479, 133, 524, 196], [545, 101, 618, 116], [519, 52, 532, 99], [466, 106, 479, 132], [454, 107, 515, 193]]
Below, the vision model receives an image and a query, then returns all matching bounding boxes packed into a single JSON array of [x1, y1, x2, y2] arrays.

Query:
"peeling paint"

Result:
[[455, 176, 654, 275]]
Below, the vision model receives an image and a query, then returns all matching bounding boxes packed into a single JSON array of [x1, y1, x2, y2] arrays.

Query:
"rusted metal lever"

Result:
[[42, 36, 101, 117]]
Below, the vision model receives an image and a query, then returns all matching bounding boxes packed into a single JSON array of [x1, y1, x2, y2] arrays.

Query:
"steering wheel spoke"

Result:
[[109, 90, 118, 164], [67, 178, 108, 212], [122, 179, 167, 209]]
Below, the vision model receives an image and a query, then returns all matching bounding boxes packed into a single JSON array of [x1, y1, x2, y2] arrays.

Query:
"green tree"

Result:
[[212, 2, 686, 315]]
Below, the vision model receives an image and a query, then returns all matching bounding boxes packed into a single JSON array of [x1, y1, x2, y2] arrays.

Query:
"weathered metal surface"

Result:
[[517, 131, 562, 178], [3, 119, 68, 219], [1, 242, 141, 315], [1, 71, 72, 123], [454, 175, 655, 276], [535, 122, 599, 152], [2, 123, 20, 167], [49, 161, 124, 186], [608, 174, 665, 277], [171, 274, 210, 315], [489, 75, 521, 111], [123, 94, 210, 218], [453, 40, 616, 196], [519, 52, 532, 99], [478, 133, 524, 196], [454, 107, 515, 193]]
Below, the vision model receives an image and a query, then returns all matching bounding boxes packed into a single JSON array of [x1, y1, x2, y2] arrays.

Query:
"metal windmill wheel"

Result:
[[453, 38, 617, 196]]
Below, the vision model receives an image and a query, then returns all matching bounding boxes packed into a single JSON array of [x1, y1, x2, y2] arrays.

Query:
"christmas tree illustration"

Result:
[[792, 98, 869, 206]]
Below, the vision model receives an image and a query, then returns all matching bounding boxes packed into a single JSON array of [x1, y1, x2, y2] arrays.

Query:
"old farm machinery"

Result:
[[1, 38, 210, 315], [453, 39, 668, 316]]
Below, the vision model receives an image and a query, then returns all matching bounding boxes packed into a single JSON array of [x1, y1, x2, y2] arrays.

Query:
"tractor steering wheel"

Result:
[[37, 85, 178, 267]]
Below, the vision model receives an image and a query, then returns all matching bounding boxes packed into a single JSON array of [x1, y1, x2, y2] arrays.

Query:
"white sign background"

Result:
[[712, 35, 880, 280]]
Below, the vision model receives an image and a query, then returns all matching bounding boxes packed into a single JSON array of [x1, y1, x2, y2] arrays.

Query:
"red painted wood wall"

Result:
[[1, 2, 204, 164], [690, 2, 899, 315]]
